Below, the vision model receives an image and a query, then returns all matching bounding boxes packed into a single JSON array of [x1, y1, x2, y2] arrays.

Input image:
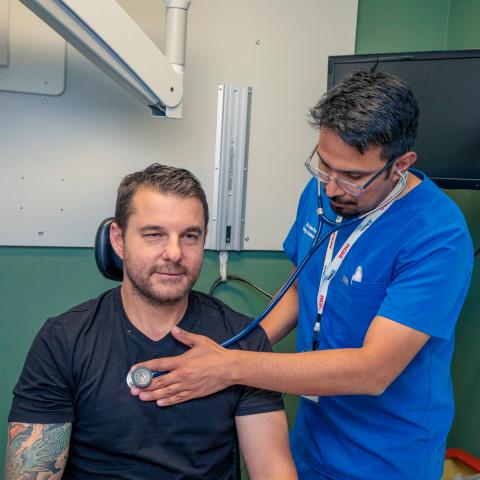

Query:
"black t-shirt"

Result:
[[9, 288, 284, 479]]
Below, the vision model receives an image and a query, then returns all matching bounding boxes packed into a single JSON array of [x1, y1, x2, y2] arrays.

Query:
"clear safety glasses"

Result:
[[305, 145, 396, 197]]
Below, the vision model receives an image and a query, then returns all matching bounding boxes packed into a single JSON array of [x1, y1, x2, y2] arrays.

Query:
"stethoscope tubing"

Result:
[[132, 215, 343, 387], [153, 194, 357, 380], [221, 215, 355, 347], [129, 176, 407, 387]]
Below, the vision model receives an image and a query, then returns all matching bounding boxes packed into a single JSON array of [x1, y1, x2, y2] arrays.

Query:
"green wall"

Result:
[[2, 0, 480, 473], [356, 0, 450, 53], [446, 0, 480, 50]]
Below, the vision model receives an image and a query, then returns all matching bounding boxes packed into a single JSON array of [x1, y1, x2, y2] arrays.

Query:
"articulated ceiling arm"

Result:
[[19, 0, 191, 118]]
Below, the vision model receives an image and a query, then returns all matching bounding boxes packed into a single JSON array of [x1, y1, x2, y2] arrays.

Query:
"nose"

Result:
[[324, 178, 344, 198], [162, 236, 182, 263]]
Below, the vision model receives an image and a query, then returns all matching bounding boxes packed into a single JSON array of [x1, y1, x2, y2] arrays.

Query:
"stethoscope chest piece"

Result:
[[126, 366, 153, 388]]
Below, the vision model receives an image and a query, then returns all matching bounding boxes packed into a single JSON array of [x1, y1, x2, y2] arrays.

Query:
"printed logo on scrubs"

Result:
[[302, 222, 317, 239]]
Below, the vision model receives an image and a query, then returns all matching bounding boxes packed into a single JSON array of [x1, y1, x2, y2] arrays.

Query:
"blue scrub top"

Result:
[[283, 171, 473, 480]]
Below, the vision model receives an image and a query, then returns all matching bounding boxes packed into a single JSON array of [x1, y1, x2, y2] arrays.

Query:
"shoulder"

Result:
[[388, 174, 473, 283], [190, 291, 272, 352], [297, 178, 318, 210], [406, 172, 467, 221], [288, 178, 317, 221], [399, 173, 471, 246], [191, 291, 252, 328], [40, 287, 120, 341], [286, 178, 318, 242]]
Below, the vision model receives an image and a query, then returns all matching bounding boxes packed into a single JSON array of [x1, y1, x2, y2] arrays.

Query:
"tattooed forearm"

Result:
[[4, 422, 72, 480]]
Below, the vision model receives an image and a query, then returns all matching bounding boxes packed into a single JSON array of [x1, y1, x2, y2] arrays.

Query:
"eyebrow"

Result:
[[183, 226, 204, 235], [139, 225, 204, 235], [317, 152, 374, 176]]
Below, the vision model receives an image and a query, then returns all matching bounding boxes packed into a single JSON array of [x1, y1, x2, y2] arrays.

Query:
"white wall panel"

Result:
[[0, 0, 358, 248]]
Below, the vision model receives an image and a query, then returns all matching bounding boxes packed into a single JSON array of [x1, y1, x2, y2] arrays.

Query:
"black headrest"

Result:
[[94, 217, 123, 281]]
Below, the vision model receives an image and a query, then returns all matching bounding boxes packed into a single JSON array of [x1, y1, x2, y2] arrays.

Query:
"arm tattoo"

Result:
[[4, 422, 72, 480]]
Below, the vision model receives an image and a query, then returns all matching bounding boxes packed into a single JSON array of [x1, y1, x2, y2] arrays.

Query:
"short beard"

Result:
[[123, 254, 200, 306], [330, 200, 358, 218]]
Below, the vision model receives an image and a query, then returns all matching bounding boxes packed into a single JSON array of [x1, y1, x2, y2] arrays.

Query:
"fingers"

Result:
[[137, 382, 190, 403], [130, 369, 178, 395], [127, 330, 224, 406], [130, 331, 218, 378], [156, 392, 191, 407], [129, 329, 208, 372], [130, 356, 177, 375], [129, 367, 201, 406], [131, 375, 196, 406], [170, 326, 204, 347]]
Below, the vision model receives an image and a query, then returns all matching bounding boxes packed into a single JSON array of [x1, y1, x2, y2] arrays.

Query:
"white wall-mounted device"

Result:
[[18, 0, 191, 118], [208, 84, 252, 251]]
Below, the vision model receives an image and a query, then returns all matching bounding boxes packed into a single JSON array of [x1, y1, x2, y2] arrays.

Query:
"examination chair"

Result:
[[95, 218, 123, 281], [94, 217, 242, 479]]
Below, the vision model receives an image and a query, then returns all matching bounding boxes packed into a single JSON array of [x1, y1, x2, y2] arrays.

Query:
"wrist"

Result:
[[225, 348, 243, 385]]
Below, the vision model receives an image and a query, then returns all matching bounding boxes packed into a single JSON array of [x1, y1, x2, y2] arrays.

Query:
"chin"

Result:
[[147, 288, 188, 306], [151, 283, 190, 304]]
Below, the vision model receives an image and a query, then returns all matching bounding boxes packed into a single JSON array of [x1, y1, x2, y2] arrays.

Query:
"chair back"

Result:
[[94, 217, 123, 281]]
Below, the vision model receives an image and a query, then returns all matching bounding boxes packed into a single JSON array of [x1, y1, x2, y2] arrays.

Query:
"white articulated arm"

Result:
[[19, 0, 191, 118]]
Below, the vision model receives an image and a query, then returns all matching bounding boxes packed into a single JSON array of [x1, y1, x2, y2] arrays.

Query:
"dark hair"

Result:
[[115, 163, 209, 231], [309, 70, 419, 161]]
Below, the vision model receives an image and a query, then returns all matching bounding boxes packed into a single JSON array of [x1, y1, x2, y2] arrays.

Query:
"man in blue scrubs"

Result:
[[129, 71, 474, 479]]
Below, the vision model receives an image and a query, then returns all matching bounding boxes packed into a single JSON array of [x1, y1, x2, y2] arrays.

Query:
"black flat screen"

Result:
[[328, 50, 480, 189]]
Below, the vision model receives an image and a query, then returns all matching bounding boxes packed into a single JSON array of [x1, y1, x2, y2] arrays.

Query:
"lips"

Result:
[[153, 270, 185, 276]]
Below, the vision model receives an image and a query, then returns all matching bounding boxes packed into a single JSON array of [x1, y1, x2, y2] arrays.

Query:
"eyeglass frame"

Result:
[[304, 144, 397, 197]]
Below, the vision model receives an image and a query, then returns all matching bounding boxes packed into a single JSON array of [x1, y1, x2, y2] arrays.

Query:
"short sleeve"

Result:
[[283, 222, 298, 265], [9, 318, 75, 423], [378, 222, 473, 340], [234, 326, 284, 417]]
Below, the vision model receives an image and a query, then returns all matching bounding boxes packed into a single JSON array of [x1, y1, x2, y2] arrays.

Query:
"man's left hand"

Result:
[[129, 326, 236, 406]]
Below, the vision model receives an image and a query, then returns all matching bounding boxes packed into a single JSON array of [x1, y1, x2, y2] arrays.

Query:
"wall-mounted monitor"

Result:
[[328, 50, 480, 189]]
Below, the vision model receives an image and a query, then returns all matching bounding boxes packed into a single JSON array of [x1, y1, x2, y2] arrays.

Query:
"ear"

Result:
[[394, 151, 417, 175], [110, 222, 125, 260]]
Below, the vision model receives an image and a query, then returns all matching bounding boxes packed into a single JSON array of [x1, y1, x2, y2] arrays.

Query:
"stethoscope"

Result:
[[127, 172, 408, 389]]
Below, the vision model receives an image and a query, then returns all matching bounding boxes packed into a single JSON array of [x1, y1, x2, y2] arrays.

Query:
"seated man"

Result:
[[5, 164, 297, 480]]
